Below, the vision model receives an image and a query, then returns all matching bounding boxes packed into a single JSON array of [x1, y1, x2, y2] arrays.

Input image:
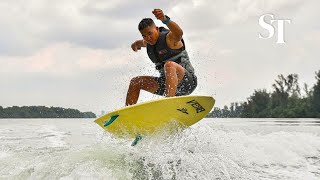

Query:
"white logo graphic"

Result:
[[259, 14, 291, 44]]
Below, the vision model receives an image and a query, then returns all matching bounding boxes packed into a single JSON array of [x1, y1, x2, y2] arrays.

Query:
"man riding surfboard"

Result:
[[126, 9, 197, 106]]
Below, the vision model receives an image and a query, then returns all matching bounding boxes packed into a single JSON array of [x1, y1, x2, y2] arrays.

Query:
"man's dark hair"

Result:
[[138, 18, 155, 31]]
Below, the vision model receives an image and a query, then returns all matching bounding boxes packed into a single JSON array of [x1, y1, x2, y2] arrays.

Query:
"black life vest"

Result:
[[146, 27, 186, 70]]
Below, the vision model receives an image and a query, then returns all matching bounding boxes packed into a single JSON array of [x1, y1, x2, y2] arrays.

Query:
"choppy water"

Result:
[[0, 118, 320, 180]]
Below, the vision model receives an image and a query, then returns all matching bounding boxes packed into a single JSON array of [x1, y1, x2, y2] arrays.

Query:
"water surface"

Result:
[[0, 118, 319, 179]]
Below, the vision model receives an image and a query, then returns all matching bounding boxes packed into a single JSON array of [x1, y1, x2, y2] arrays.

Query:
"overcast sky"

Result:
[[1, 0, 319, 115]]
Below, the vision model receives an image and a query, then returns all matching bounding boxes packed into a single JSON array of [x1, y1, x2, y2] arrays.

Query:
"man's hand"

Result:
[[131, 40, 146, 52], [152, 9, 167, 22], [152, 9, 183, 45], [131, 41, 141, 52]]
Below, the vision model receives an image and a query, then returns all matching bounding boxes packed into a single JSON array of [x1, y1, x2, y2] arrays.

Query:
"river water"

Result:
[[0, 118, 319, 179]]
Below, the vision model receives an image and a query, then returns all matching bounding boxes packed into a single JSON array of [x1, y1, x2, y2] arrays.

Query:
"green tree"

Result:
[[0, 106, 96, 118], [241, 89, 270, 117], [311, 70, 320, 117], [212, 71, 320, 118]]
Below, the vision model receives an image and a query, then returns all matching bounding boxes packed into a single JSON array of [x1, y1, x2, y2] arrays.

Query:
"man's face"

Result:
[[140, 25, 159, 45]]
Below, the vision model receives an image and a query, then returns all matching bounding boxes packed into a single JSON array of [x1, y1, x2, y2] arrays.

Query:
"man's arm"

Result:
[[152, 9, 183, 42], [131, 39, 147, 52]]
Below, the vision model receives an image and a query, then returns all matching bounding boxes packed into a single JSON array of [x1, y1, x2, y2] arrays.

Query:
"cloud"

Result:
[[0, 41, 155, 113], [0, 0, 173, 56], [0, 42, 140, 76]]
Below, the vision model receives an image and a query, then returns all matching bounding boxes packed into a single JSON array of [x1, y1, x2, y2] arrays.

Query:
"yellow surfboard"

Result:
[[94, 96, 215, 139]]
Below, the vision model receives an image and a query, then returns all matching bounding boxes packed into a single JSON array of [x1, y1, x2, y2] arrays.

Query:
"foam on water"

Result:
[[0, 118, 320, 179], [124, 123, 320, 179]]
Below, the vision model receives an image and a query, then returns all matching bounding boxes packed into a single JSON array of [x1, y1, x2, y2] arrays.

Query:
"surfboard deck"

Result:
[[94, 95, 215, 139]]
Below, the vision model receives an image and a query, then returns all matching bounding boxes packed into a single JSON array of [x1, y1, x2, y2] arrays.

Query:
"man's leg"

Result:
[[125, 76, 159, 106], [164, 61, 185, 97]]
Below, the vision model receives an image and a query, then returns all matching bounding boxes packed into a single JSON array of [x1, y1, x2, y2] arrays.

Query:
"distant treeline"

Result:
[[0, 106, 96, 118], [208, 70, 320, 118]]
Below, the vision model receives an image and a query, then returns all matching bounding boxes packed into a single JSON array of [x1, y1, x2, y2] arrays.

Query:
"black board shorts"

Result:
[[153, 70, 197, 96]]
